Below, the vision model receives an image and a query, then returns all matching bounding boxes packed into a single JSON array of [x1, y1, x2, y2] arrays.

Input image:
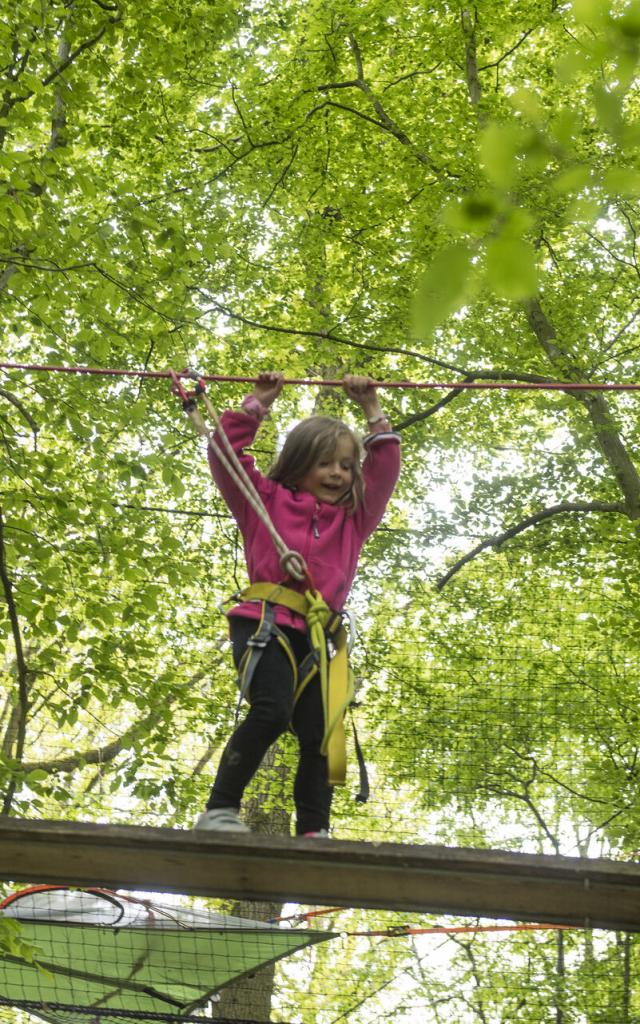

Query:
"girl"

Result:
[[192, 371, 400, 835]]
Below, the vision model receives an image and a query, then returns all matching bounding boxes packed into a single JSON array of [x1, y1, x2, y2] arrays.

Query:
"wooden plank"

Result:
[[1, 818, 639, 931]]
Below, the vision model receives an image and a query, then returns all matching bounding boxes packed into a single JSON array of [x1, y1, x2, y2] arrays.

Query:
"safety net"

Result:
[[0, 887, 334, 1024]]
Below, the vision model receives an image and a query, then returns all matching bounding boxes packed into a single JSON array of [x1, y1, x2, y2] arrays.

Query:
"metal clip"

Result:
[[342, 607, 357, 655], [217, 591, 241, 616]]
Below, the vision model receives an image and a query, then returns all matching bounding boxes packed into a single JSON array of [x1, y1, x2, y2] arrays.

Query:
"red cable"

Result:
[[347, 922, 576, 938], [272, 909, 576, 936], [1, 361, 640, 391]]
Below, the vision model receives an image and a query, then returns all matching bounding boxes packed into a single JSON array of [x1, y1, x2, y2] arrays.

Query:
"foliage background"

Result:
[[1, 0, 640, 1020]]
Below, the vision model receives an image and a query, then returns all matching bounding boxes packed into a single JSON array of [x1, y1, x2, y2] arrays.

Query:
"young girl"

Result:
[[193, 371, 400, 836]]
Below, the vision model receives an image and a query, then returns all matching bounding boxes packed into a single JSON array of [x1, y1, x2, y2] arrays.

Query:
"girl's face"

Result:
[[298, 435, 356, 504]]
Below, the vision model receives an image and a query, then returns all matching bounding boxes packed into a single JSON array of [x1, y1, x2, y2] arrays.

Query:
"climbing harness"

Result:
[[226, 583, 367, 798], [172, 370, 368, 798]]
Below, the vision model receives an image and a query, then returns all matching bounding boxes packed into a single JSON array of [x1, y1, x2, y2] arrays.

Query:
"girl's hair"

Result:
[[268, 416, 364, 512]]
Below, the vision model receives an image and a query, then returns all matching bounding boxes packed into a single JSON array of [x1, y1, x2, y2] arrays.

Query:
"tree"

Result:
[[2, 1, 640, 1020]]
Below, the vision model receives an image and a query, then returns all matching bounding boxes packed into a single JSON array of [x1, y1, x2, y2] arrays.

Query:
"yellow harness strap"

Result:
[[240, 582, 354, 786]]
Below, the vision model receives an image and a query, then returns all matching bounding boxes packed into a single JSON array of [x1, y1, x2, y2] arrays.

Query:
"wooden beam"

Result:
[[1, 818, 639, 931]]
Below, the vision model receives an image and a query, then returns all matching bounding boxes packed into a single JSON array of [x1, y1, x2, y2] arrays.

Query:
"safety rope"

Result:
[[2, 361, 640, 391], [170, 371, 308, 583]]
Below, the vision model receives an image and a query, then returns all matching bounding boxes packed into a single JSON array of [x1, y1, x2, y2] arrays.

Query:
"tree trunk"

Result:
[[525, 298, 640, 520], [212, 744, 292, 1022]]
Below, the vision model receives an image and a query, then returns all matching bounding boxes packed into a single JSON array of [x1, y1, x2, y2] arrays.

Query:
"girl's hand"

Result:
[[343, 374, 384, 420], [253, 370, 284, 408], [343, 374, 376, 403]]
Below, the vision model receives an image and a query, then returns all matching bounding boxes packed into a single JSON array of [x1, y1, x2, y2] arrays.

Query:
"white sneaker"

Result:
[[301, 829, 330, 838], [195, 808, 251, 833]]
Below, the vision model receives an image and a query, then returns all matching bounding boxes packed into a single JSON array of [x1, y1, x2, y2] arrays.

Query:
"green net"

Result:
[[0, 888, 333, 1024]]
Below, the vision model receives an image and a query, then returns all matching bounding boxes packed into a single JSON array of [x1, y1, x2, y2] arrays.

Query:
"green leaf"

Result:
[[485, 236, 538, 300], [555, 46, 593, 82], [91, 335, 110, 361], [510, 88, 544, 126], [9, 204, 30, 230], [571, 0, 609, 25], [550, 109, 581, 148], [564, 196, 602, 225], [553, 166, 592, 195], [617, 5, 640, 38], [129, 402, 147, 424], [594, 84, 622, 134], [602, 167, 640, 197], [442, 194, 500, 236], [479, 123, 523, 190], [411, 243, 474, 337]]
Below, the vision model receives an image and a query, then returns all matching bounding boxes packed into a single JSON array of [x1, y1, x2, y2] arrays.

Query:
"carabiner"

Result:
[[169, 367, 207, 411]]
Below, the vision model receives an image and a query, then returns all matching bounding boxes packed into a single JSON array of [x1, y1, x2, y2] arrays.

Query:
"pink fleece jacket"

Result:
[[209, 408, 401, 632]]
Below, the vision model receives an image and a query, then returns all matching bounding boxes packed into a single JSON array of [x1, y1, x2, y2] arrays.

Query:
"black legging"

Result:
[[207, 616, 333, 834]]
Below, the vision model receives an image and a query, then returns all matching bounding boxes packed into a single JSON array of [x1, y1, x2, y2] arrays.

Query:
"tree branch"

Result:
[[586, 230, 637, 276], [48, 35, 70, 152], [437, 501, 625, 589], [230, 84, 255, 146], [41, 6, 122, 89], [503, 744, 613, 807], [478, 27, 537, 72], [193, 291, 468, 372], [317, 80, 360, 92], [347, 34, 440, 172], [461, 9, 481, 106], [305, 98, 392, 135], [394, 371, 567, 430], [0, 6, 121, 120], [382, 65, 444, 92], [0, 388, 38, 435], [261, 142, 298, 209], [147, 134, 292, 203], [309, 37, 443, 172], [23, 668, 208, 775], [596, 308, 640, 366], [0, 507, 30, 814], [24, 712, 161, 775], [482, 766, 561, 853]]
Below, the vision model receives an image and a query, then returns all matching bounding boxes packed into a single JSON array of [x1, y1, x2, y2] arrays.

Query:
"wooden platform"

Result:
[[1, 818, 639, 931]]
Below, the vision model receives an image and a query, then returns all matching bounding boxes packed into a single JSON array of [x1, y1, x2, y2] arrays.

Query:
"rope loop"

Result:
[[279, 550, 308, 582], [305, 589, 332, 631]]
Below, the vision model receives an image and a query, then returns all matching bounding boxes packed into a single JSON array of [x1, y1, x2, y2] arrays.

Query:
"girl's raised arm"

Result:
[[343, 374, 400, 539], [207, 371, 284, 528], [249, 370, 284, 411]]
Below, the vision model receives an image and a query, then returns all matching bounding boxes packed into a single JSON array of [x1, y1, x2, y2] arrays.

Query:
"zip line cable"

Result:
[[2, 361, 640, 391]]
